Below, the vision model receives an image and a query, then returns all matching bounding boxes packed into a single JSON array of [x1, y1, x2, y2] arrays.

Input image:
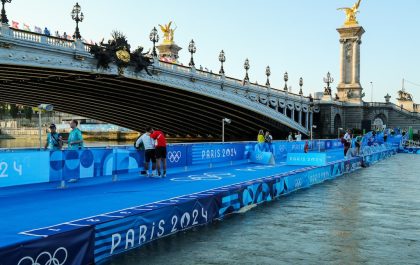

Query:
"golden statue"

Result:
[[337, 0, 362, 26], [159, 21, 177, 44]]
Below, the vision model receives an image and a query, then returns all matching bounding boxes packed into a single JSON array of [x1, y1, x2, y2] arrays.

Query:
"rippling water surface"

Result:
[[109, 155, 420, 265]]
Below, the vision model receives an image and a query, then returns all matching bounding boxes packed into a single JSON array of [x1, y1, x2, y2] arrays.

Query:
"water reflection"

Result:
[[108, 155, 420, 265]]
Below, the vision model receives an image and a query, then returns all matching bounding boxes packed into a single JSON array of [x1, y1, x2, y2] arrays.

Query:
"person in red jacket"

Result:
[[150, 128, 167, 177]]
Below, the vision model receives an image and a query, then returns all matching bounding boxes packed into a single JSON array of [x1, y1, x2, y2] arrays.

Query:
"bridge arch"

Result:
[[333, 113, 342, 137], [373, 113, 387, 130]]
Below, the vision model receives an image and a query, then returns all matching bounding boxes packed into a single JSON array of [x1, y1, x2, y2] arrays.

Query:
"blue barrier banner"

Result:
[[0, 227, 94, 265], [166, 145, 187, 168], [0, 151, 49, 187], [190, 143, 245, 165], [286, 152, 327, 166], [94, 197, 218, 263], [250, 151, 275, 165], [114, 148, 142, 174]]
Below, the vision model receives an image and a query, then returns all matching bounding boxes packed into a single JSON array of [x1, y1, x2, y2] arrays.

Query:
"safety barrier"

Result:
[[0, 140, 344, 188]]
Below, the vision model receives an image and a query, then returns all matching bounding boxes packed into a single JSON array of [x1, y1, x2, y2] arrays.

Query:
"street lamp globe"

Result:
[[188, 39, 196, 67], [219, 50, 226, 75], [265, 66, 271, 86]]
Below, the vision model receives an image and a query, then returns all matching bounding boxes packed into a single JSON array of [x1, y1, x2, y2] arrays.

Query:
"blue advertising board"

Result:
[[94, 196, 218, 263], [286, 152, 327, 166], [0, 151, 49, 187], [189, 143, 245, 165], [0, 227, 94, 265]]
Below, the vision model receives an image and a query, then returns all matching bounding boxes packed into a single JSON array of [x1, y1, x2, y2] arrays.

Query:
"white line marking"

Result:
[[20, 166, 314, 235]]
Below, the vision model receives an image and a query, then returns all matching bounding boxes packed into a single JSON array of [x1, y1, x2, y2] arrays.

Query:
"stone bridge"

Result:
[[318, 101, 420, 137], [0, 25, 316, 140]]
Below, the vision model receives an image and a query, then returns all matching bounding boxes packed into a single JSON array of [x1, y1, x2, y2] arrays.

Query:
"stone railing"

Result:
[[2, 26, 92, 52], [156, 61, 313, 106], [364, 102, 420, 117]]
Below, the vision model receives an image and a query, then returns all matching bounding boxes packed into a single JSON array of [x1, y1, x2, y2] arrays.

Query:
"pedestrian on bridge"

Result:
[[150, 128, 167, 178], [68, 120, 84, 150]]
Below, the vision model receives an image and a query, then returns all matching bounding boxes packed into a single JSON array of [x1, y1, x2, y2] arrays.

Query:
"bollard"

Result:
[[112, 174, 118, 182], [57, 180, 66, 189]]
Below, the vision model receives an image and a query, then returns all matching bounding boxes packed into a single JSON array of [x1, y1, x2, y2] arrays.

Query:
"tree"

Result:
[[0, 103, 7, 119], [9, 104, 19, 119], [24, 106, 33, 121]]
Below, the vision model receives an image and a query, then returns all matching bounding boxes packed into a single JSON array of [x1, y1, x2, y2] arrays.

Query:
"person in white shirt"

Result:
[[135, 126, 156, 177], [287, 132, 293, 142], [343, 129, 352, 156], [295, 132, 302, 141]]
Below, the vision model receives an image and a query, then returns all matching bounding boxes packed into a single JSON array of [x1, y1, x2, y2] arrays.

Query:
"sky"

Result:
[[6, 0, 420, 103]]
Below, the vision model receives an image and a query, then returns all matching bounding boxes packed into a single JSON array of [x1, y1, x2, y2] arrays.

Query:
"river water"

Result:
[[108, 154, 420, 265]]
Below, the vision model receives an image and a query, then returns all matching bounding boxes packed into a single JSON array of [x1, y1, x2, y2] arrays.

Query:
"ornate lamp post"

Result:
[[299, 77, 303, 95], [243, 58, 250, 83], [71, 2, 84, 39], [265, 66, 271, 87], [283, 72, 289, 91], [188, 39, 196, 67], [149, 27, 159, 57], [219, 50, 226, 75], [323, 72, 334, 95], [0, 0, 11, 25]]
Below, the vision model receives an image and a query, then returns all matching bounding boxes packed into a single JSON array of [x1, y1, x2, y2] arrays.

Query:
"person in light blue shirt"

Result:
[[44, 124, 63, 150], [68, 119, 84, 150]]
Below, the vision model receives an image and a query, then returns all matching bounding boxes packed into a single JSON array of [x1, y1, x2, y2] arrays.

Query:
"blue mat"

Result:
[[0, 149, 345, 247]]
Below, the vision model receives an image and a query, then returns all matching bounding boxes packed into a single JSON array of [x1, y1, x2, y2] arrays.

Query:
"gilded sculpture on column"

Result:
[[337, 0, 362, 26], [159, 21, 177, 44]]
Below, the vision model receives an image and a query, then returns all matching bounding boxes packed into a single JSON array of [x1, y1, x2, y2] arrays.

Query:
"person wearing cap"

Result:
[[44, 124, 63, 150], [68, 119, 84, 150]]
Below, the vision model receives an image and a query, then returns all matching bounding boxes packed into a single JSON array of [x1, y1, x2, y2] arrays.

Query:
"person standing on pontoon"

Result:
[[150, 128, 168, 178], [135, 126, 156, 177], [343, 129, 352, 156], [68, 120, 84, 150]]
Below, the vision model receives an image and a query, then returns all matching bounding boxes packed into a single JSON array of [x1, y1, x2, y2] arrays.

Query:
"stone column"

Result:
[[291, 108, 295, 121], [310, 112, 313, 134], [305, 111, 309, 130], [356, 40, 361, 84], [352, 40, 358, 84], [339, 39, 345, 84], [299, 110, 302, 125]]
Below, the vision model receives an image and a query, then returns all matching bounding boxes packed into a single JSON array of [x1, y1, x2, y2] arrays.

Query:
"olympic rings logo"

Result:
[[295, 178, 303, 188], [167, 151, 182, 163], [255, 153, 264, 161], [170, 172, 236, 182], [18, 247, 68, 265]]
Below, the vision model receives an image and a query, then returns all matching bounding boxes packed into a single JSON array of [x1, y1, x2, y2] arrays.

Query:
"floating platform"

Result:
[[0, 141, 396, 264]]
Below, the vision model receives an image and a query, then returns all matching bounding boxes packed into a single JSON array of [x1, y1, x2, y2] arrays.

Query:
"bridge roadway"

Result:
[[0, 25, 314, 139]]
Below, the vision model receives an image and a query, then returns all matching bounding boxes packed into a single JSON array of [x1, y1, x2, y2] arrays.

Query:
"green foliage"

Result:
[[9, 104, 19, 119], [0, 103, 7, 119], [24, 106, 33, 120]]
